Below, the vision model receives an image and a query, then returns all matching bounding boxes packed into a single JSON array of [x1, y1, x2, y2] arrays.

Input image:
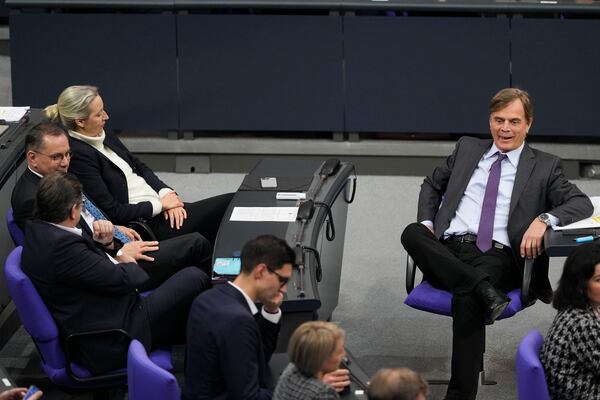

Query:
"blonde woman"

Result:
[[274, 321, 349, 400], [45, 85, 233, 243]]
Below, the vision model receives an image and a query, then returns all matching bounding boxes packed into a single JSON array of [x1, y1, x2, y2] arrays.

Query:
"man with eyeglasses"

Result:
[[22, 172, 208, 374], [183, 235, 294, 400], [11, 122, 213, 290]]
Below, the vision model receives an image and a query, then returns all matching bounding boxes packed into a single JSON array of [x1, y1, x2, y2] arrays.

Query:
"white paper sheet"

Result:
[[0, 107, 30, 122], [230, 206, 298, 222], [553, 196, 600, 231]]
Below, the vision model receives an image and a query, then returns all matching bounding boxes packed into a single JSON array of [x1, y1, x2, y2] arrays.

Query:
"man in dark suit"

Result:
[[183, 235, 294, 400], [401, 88, 593, 400], [22, 172, 209, 373], [12, 122, 212, 290]]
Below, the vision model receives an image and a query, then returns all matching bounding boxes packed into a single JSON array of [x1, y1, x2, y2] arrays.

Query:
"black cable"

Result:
[[314, 201, 335, 241]]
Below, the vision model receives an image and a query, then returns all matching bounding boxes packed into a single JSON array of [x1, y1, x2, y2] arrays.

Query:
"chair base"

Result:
[[480, 370, 497, 386]]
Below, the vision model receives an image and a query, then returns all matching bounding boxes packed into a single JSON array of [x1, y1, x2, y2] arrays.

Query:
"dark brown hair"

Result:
[[489, 88, 533, 123]]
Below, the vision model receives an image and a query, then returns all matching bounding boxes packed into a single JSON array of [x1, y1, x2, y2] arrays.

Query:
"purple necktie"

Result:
[[476, 152, 507, 253]]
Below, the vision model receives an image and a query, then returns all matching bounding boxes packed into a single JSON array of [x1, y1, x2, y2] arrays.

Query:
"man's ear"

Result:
[[70, 203, 78, 221], [253, 263, 267, 280], [26, 150, 37, 167]]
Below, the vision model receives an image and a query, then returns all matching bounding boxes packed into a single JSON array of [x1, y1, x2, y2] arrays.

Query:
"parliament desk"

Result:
[[0, 109, 47, 351], [213, 158, 356, 352], [544, 227, 600, 258]]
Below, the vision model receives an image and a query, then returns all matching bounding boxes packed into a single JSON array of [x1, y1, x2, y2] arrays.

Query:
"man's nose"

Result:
[[280, 282, 289, 293]]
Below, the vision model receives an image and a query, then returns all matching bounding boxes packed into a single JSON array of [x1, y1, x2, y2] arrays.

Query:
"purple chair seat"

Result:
[[404, 281, 524, 320], [516, 330, 551, 400], [128, 340, 180, 400], [4, 247, 172, 389]]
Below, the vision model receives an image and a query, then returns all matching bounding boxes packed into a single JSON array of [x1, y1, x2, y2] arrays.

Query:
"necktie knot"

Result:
[[493, 152, 507, 166]]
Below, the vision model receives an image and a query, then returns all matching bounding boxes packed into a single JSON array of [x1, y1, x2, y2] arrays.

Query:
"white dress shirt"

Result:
[[228, 281, 282, 324]]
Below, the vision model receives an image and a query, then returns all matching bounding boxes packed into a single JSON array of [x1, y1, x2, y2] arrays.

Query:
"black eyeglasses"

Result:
[[266, 265, 290, 288], [34, 150, 73, 163]]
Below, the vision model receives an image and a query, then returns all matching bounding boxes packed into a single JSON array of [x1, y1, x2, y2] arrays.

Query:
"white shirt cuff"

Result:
[[261, 307, 282, 324], [158, 188, 175, 198], [151, 199, 163, 217], [421, 220, 434, 230], [547, 213, 559, 227]]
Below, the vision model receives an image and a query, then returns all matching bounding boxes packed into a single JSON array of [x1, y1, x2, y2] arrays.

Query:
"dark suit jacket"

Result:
[[11, 168, 113, 249], [11, 168, 40, 232], [68, 131, 170, 225], [418, 137, 593, 291], [22, 220, 152, 374], [183, 283, 280, 400]]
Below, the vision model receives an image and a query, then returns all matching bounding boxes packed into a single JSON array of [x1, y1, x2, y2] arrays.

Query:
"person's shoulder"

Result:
[[193, 285, 248, 314], [556, 307, 598, 330], [455, 136, 492, 150], [525, 143, 560, 162]]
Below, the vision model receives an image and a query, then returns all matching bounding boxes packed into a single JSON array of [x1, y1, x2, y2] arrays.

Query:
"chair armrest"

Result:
[[128, 219, 158, 242], [406, 255, 417, 294], [64, 328, 131, 383], [520, 259, 535, 307]]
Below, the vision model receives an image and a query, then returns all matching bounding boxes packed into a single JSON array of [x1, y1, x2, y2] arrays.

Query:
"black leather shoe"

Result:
[[476, 281, 510, 325]]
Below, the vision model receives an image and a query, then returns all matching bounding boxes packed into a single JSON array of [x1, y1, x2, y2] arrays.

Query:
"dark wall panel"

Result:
[[10, 13, 178, 130], [344, 16, 510, 134], [512, 19, 600, 137], [178, 14, 344, 132]]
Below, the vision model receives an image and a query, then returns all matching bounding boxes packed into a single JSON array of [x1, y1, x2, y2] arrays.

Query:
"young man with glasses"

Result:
[[183, 235, 294, 400]]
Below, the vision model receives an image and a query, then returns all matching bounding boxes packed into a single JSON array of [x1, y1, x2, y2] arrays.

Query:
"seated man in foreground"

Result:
[[401, 88, 592, 400], [22, 172, 210, 373], [183, 235, 294, 400], [184, 235, 351, 400], [12, 122, 212, 290]]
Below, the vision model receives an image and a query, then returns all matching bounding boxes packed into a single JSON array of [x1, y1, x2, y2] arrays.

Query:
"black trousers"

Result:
[[137, 232, 213, 291], [148, 192, 235, 245], [144, 266, 210, 348], [401, 223, 520, 400]]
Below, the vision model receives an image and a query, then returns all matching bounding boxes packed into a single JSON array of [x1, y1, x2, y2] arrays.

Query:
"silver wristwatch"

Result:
[[537, 213, 551, 227]]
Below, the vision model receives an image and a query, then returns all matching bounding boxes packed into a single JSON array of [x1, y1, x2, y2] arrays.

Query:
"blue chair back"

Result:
[[516, 330, 551, 400], [128, 340, 180, 400]]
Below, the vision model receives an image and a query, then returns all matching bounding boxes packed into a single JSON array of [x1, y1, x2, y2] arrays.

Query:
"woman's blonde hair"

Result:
[[44, 85, 99, 130], [288, 321, 344, 377]]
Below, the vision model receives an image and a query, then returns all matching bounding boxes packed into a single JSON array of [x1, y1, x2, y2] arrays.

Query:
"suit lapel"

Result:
[[222, 283, 255, 315], [455, 141, 489, 199], [70, 135, 130, 178], [509, 144, 536, 217], [439, 140, 489, 234]]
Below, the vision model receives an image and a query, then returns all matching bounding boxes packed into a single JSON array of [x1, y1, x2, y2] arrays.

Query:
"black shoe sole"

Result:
[[485, 300, 510, 325]]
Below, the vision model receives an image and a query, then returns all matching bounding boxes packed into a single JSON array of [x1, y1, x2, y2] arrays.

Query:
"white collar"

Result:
[[227, 281, 258, 315], [28, 166, 43, 179], [48, 222, 82, 236], [69, 129, 106, 150], [484, 141, 525, 168]]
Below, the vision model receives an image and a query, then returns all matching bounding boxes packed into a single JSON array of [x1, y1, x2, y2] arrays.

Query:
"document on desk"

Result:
[[0, 106, 30, 122], [554, 196, 600, 231], [230, 206, 299, 222]]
